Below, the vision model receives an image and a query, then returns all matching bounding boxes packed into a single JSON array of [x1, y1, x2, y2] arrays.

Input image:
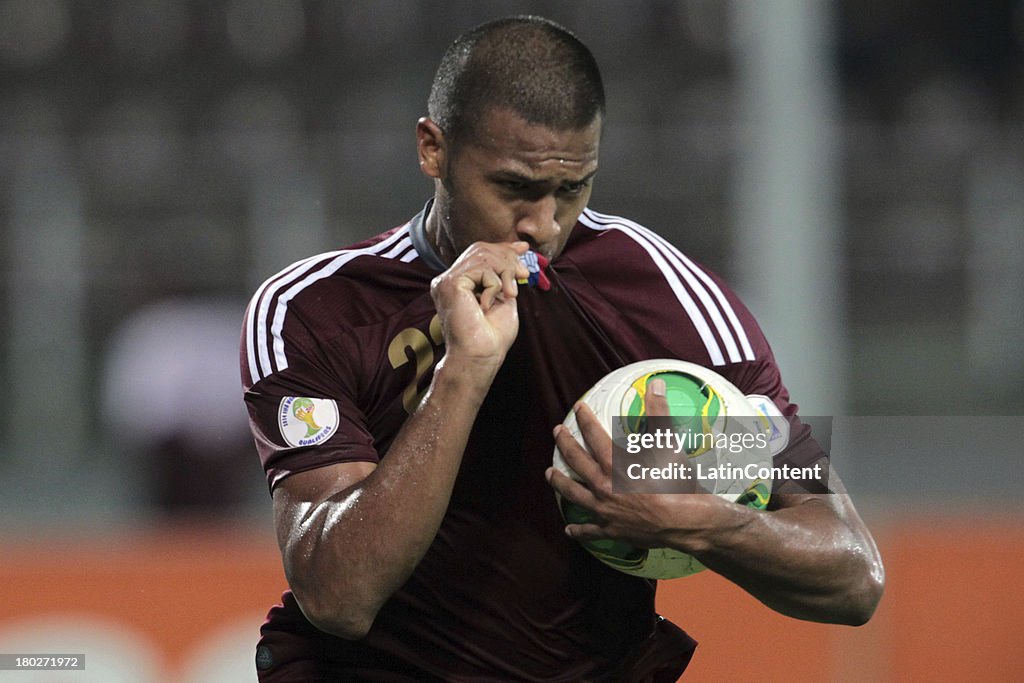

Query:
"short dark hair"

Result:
[[427, 16, 605, 146]]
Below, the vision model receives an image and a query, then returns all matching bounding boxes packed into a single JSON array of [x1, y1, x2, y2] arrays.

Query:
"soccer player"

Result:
[[241, 15, 883, 681]]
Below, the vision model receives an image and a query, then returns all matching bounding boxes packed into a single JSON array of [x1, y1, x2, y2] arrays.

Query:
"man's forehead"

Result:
[[467, 107, 601, 168]]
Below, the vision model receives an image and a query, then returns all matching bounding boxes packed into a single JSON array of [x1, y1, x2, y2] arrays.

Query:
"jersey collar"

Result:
[[409, 199, 447, 272]]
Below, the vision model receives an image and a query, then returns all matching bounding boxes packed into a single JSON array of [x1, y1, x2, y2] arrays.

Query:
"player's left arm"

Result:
[[547, 399, 884, 626], [693, 473, 885, 626]]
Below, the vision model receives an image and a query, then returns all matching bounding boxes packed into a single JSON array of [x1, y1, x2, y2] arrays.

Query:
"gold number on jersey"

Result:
[[387, 314, 443, 414]]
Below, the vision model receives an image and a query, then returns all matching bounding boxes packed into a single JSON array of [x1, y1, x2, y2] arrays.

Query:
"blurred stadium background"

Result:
[[1, 1, 1021, 681]]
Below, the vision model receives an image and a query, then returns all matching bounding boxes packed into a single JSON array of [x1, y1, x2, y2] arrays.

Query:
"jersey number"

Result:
[[387, 314, 443, 414]]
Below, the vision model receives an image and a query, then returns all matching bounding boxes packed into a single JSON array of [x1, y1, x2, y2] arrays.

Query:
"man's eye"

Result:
[[561, 181, 588, 196], [502, 180, 529, 192]]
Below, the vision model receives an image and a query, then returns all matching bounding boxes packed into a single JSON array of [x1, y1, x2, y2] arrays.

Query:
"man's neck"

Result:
[[423, 197, 454, 266]]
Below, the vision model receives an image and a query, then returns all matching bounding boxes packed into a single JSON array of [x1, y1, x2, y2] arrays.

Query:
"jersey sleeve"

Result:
[[241, 287, 379, 493], [707, 285, 831, 492]]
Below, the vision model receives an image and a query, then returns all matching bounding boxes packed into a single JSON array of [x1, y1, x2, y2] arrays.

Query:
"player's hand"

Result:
[[430, 241, 531, 371], [546, 379, 727, 553]]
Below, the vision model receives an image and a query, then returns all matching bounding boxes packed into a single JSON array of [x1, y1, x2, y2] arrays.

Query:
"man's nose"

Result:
[[515, 194, 561, 246]]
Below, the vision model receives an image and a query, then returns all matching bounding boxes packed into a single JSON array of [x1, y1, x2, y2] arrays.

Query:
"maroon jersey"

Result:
[[241, 204, 824, 681]]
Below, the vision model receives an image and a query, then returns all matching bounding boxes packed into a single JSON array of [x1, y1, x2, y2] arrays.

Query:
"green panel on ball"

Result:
[[560, 499, 647, 569], [624, 372, 721, 455]]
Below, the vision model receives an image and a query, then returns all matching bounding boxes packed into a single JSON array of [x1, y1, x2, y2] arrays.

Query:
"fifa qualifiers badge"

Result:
[[517, 251, 551, 291]]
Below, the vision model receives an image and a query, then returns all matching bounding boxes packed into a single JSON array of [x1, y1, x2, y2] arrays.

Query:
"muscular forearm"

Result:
[[280, 354, 498, 638], [681, 494, 884, 625]]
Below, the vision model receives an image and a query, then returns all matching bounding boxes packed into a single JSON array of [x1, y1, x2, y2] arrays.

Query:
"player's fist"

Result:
[[430, 241, 530, 370]]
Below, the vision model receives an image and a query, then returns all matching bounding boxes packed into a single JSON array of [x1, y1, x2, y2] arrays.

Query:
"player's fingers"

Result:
[[552, 424, 606, 488], [463, 243, 530, 306], [507, 241, 531, 296], [563, 523, 607, 540], [644, 378, 669, 416], [573, 402, 614, 473], [500, 267, 519, 301], [477, 269, 503, 311], [545, 466, 602, 511]]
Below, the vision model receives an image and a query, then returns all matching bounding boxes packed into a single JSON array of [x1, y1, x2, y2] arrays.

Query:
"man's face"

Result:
[[420, 107, 601, 264]]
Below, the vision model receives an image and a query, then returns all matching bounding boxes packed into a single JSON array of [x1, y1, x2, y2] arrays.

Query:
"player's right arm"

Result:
[[271, 241, 530, 640]]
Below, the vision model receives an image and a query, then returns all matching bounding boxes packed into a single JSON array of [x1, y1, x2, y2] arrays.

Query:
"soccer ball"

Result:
[[552, 359, 775, 579]]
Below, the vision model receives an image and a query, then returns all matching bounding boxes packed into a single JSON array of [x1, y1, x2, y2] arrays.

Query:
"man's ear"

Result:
[[416, 117, 445, 179]]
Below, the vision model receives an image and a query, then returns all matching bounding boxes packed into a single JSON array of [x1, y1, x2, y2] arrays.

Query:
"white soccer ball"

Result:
[[552, 359, 776, 579]]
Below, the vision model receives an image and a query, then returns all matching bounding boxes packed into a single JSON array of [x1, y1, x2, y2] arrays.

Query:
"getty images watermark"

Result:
[[610, 415, 833, 494]]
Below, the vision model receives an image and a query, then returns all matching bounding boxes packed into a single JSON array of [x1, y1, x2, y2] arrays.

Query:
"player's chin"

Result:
[[538, 233, 573, 261], [537, 243, 565, 263]]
